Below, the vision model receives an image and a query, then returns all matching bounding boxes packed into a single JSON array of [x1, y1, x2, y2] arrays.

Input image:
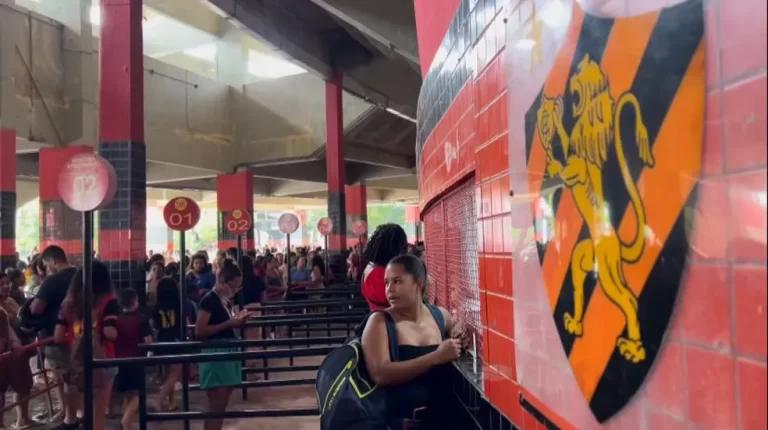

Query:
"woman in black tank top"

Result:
[[361, 255, 469, 429]]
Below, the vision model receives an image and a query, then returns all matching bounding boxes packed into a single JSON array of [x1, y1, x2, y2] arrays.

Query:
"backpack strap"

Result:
[[354, 310, 399, 362], [380, 311, 399, 362], [425, 304, 446, 339]]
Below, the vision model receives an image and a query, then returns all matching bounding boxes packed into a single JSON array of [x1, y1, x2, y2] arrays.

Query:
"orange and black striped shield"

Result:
[[523, 0, 705, 422]]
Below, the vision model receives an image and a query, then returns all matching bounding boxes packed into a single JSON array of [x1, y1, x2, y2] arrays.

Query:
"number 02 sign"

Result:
[[57, 153, 117, 212], [224, 209, 252, 235], [163, 197, 201, 232]]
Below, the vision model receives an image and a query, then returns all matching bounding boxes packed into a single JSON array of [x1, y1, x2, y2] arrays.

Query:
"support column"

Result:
[[39, 146, 93, 264], [405, 204, 421, 244], [345, 183, 367, 248], [0, 14, 17, 268], [325, 71, 347, 281], [294, 209, 308, 246], [216, 171, 254, 251], [97, 0, 147, 294]]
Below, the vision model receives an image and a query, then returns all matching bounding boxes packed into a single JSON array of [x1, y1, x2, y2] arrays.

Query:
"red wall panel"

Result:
[[415, 0, 766, 428], [413, 0, 460, 76]]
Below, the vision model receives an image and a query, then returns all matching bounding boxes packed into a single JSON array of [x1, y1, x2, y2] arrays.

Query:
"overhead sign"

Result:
[[317, 217, 333, 236], [58, 153, 117, 212], [278, 212, 300, 234], [163, 197, 201, 232], [351, 220, 368, 236], [522, 0, 704, 422], [224, 209, 252, 235]]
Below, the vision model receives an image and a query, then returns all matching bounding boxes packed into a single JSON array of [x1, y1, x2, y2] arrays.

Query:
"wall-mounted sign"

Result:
[[523, 0, 704, 422]]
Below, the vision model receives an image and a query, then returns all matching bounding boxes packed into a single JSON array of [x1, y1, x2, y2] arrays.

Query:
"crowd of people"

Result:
[[1, 223, 461, 430]]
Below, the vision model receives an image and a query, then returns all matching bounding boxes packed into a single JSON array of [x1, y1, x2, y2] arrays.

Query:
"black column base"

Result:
[[327, 249, 348, 284]]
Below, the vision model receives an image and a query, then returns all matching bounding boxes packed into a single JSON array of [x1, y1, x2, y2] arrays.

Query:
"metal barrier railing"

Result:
[[0, 337, 60, 423], [81, 306, 366, 430]]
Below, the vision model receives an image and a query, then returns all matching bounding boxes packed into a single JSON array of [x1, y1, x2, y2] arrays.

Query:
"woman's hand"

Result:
[[229, 310, 253, 327], [433, 338, 461, 365], [450, 320, 472, 349]]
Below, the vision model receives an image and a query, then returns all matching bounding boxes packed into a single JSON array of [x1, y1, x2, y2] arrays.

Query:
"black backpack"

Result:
[[315, 304, 445, 430]]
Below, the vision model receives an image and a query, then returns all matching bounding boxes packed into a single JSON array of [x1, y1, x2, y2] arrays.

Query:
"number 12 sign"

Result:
[[163, 197, 201, 232]]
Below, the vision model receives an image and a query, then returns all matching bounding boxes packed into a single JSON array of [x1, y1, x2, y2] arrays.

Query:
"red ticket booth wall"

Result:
[[415, 0, 767, 428]]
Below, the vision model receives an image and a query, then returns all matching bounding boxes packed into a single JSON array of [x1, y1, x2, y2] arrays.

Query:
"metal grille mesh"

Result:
[[423, 202, 444, 305], [424, 180, 482, 355]]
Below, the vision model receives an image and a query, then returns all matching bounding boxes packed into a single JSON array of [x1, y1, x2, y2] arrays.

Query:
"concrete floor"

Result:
[[3, 356, 324, 430]]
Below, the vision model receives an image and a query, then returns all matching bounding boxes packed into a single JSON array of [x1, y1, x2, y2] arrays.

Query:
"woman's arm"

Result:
[[194, 310, 236, 340], [361, 312, 442, 386], [101, 299, 120, 341], [53, 322, 68, 345]]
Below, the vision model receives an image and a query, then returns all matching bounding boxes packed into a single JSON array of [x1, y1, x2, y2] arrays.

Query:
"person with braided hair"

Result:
[[361, 223, 408, 311]]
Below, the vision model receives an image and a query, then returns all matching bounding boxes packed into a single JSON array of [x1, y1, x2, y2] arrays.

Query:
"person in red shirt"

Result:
[[114, 288, 153, 429], [361, 223, 408, 311]]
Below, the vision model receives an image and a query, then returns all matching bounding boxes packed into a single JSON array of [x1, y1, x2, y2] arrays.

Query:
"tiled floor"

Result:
[[3, 356, 323, 430]]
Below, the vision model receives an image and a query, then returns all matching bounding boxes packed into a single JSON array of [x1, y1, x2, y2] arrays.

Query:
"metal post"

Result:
[[82, 210, 94, 430], [285, 233, 292, 286], [179, 231, 190, 430], [237, 234, 247, 401], [138, 362, 147, 430], [323, 236, 329, 281]]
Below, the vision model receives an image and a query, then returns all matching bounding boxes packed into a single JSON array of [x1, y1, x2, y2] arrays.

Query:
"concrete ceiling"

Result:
[[9, 0, 421, 203]]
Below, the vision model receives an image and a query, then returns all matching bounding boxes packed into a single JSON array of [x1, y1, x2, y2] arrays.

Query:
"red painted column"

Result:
[[345, 183, 367, 248], [0, 128, 16, 268], [405, 204, 420, 244], [216, 172, 254, 251], [97, 0, 147, 294], [325, 70, 347, 279], [39, 146, 92, 264]]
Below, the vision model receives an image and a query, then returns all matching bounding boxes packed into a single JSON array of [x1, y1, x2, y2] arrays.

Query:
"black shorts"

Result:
[[116, 365, 144, 393]]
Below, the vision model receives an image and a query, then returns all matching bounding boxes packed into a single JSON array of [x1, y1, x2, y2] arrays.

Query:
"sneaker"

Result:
[[54, 419, 81, 430]]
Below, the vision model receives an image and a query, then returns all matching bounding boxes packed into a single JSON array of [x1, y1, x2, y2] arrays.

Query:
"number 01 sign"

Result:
[[163, 197, 201, 232], [224, 209, 252, 235]]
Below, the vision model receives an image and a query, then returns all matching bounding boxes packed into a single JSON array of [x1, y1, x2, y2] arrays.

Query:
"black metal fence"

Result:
[[83, 291, 365, 429]]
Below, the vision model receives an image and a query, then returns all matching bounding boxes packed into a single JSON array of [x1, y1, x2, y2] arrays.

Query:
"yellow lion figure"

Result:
[[536, 54, 655, 363]]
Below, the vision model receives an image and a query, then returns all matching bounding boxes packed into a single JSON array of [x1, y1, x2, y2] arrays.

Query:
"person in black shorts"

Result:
[[114, 288, 152, 429], [150, 278, 193, 412]]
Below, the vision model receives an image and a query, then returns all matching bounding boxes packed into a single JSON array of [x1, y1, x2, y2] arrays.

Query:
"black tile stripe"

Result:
[[0, 191, 16, 240], [99, 140, 147, 231], [0, 255, 17, 269], [416, 0, 496, 164], [525, 13, 615, 267], [327, 190, 346, 248], [589, 185, 697, 422], [554, 0, 704, 358], [101, 258, 149, 302], [40, 200, 83, 241]]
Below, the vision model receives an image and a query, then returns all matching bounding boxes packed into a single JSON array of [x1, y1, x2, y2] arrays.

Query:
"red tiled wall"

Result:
[[413, 0, 462, 77], [416, 0, 767, 428]]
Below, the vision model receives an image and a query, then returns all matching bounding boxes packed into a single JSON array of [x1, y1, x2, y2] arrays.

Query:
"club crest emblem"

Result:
[[523, 0, 704, 422]]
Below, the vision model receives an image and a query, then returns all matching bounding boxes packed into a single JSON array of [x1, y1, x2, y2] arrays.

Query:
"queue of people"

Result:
[[3, 223, 461, 430]]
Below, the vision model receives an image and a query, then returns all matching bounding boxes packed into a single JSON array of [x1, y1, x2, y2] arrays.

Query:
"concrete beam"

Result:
[[269, 179, 327, 197], [309, 0, 419, 69], [146, 161, 217, 185], [343, 56, 420, 119], [145, 0, 223, 37], [206, 0, 333, 78], [365, 175, 417, 190]]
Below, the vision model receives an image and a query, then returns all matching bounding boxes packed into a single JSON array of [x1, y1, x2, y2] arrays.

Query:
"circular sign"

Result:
[[317, 217, 333, 236], [278, 212, 300, 234], [352, 220, 368, 236], [58, 153, 117, 212], [163, 197, 201, 231], [224, 209, 252, 235]]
